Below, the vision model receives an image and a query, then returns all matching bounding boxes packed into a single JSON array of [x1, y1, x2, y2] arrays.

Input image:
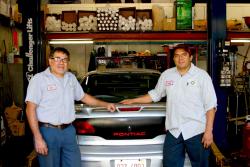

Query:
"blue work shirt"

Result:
[[25, 67, 85, 125], [149, 63, 217, 140]]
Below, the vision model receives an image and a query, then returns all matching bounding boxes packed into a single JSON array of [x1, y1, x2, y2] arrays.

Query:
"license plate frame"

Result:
[[114, 159, 146, 167]]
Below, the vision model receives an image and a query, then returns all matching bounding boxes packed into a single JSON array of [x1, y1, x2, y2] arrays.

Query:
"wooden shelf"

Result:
[[45, 30, 250, 43], [227, 30, 250, 39], [45, 31, 208, 41]]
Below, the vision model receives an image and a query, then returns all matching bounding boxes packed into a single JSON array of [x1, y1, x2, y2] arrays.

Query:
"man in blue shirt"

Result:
[[26, 47, 116, 167], [121, 45, 217, 167]]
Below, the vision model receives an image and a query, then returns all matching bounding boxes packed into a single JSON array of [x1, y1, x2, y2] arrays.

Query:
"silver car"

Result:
[[74, 68, 191, 167]]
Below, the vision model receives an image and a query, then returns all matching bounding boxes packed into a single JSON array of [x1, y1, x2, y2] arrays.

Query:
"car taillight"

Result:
[[117, 107, 142, 112], [74, 121, 95, 134]]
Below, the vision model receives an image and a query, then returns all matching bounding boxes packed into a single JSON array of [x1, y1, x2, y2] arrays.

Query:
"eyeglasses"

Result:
[[50, 57, 69, 63], [174, 52, 189, 58]]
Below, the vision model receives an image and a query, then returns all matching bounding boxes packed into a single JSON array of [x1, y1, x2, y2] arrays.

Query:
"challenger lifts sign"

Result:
[[25, 18, 35, 81], [22, 0, 41, 96]]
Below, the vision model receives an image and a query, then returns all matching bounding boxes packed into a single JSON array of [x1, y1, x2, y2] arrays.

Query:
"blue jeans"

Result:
[[163, 131, 210, 167], [38, 125, 81, 167]]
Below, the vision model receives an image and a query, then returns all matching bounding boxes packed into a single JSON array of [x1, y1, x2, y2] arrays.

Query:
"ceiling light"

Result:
[[49, 39, 93, 44], [230, 39, 250, 43]]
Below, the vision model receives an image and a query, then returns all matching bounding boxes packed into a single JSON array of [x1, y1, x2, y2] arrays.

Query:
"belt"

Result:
[[38, 122, 71, 130]]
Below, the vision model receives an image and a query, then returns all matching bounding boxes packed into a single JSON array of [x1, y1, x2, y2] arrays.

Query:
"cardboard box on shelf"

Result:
[[163, 18, 176, 30], [61, 11, 77, 31], [152, 5, 165, 31], [62, 11, 77, 24], [119, 7, 136, 19], [193, 20, 207, 31], [136, 9, 152, 20], [78, 10, 96, 18]]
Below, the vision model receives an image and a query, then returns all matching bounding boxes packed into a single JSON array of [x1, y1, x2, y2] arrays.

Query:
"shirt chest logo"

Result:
[[47, 84, 57, 91], [187, 80, 196, 86], [166, 80, 174, 86]]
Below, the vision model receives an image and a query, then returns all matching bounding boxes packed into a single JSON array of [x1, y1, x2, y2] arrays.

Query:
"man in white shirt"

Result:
[[121, 45, 217, 167], [26, 47, 116, 167]]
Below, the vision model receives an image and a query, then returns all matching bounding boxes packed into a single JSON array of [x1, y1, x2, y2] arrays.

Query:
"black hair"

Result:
[[172, 44, 192, 56], [50, 47, 70, 58]]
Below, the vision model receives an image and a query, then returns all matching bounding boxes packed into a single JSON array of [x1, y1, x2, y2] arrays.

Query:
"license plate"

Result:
[[114, 159, 146, 167]]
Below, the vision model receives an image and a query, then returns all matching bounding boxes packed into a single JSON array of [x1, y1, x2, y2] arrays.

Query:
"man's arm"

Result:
[[81, 93, 116, 112], [120, 94, 152, 104], [202, 107, 216, 148], [26, 101, 48, 155]]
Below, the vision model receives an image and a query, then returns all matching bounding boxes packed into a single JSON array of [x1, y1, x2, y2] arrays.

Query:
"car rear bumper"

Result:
[[79, 144, 163, 167], [81, 159, 163, 167]]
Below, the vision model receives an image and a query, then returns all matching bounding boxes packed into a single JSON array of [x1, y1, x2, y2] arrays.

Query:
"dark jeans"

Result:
[[163, 131, 210, 167]]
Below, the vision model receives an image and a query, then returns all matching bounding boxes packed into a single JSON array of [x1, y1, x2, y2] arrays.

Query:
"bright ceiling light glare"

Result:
[[230, 39, 250, 43], [49, 39, 94, 44]]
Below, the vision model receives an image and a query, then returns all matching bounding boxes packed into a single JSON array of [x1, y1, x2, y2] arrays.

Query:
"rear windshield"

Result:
[[81, 73, 160, 103]]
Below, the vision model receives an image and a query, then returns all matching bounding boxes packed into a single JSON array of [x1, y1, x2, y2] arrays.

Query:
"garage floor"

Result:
[[221, 122, 250, 167], [0, 135, 34, 167]]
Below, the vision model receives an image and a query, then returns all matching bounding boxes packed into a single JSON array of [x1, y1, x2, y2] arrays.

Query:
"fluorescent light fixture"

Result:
[[230, 39, 250, 43], [49, 39, 93, 44]]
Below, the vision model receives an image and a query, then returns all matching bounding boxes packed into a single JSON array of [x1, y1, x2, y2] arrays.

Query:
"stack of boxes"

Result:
[[61, 11, 77, 31]]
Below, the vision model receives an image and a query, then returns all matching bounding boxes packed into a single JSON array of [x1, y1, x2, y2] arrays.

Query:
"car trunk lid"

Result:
[[74, 103, 166, 140]]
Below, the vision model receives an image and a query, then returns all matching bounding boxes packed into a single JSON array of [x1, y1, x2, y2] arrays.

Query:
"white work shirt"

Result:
[[25, 68, 85, 125], [149, 63, 217, 140]]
